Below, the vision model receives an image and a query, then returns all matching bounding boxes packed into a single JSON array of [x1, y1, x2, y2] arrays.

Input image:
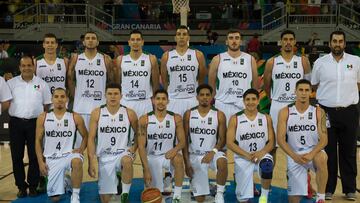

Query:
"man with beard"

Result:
[[68, 31, 114, 147], [311, 31, 360, 201], [208, 30, 259, 125]]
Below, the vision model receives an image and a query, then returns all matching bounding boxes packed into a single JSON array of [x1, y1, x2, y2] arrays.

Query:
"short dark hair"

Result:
[[227, 29, 241, 38], [52, 87, 67, 96], [154, 89, 168, 98], [176, 25, 189, 35], [329, 30, 346, 42], [20, 54, 34, 66], [295, 79, 311, 89], [43, 33, 57, 42], [84, 31, 98, 40], [196, 84, 213, 95], [106, 83, 121, 92], [280, 30, 296, 39], [243, 88, 259, 100], [130, 29, 143, 39]]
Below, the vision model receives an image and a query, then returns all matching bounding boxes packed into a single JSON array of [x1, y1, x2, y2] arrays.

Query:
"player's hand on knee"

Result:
[[293, 154, 307, 165], [143, 169, 152, 187], [39, 161, 49, 176], [165, 148, 177, 160], [201, 151, 215, 164], [251, 151, 266, 163], [300, 153, 314, 163], [185, 165, 194, 178]]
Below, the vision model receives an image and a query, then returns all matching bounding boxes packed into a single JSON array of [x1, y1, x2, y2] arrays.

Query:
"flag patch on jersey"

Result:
[[240, 58, 244, 65], [347, 64, 353, 69], [166, 120, 170, 128], [141, 60, 145, 66], [208, 117, 212, 125], [258, 119, 263, 126], [57, 63, 61, 70], [187, 54, 191, 61], [97, 59, 101, 65], [119, 114, 123, 121], [308, 112, 313, 119], [64, 119, 68, 127], [294, 61, 298, 68], [34, 85, 40, 90]]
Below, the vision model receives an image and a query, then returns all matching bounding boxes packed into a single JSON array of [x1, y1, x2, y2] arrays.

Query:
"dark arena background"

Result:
[[0, 0, 359, 202]]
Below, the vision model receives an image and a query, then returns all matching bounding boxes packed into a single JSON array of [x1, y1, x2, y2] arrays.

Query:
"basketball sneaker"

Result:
[[172, 197, 181, 203], [120, 193, 129, 203], [215, 193, 224, 203], [163, 173, 172, 195], [345, 193, 356, 201], [70, 194, 80, 203], [325, 192, 333, 200], [259, 195, 268, 203]]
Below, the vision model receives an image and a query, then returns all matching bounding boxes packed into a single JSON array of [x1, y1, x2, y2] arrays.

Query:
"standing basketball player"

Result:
[[183, 84, 227, 203], [116, 30, 159, 118], [277, 79, 328, 203], [35, 33, 68, 95], [88, 83, 138, 203], [227, 88, 275, 203], [208, 30, 259, 125], [160, 25, 207, 117], [68, 31, 114, 146], [138, 89, 185, 202], [35, 88, 88, 203]]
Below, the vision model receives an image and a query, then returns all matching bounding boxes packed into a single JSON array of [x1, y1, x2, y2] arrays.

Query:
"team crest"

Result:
[[294, 61, 297, 68], [141, 60, 145, 66], [119, 114, 123, 121], [187, 54, 191, 61], [258, 119, 263, 126], [97, 59, 101, 65], [208, 117, 212, 125], [308, 112, 313, 119], [57, 63, 61, 70], [64, 119, 68, 127], [240, 58, 244, 65], [166, 120, 170, 128]]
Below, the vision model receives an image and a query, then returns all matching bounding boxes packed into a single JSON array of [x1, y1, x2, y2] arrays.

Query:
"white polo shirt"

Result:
[[0, 76, 12, 114], [7, 75, 52, 119], [311, 52, 360, 107]]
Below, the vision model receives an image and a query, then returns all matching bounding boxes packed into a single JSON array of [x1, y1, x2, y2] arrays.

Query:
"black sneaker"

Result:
[[17, 189, 27, 198], [29, 188, 38, 197]]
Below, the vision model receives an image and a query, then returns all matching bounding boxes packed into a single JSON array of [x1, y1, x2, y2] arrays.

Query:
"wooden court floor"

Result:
[[0, 143, 359, 202]]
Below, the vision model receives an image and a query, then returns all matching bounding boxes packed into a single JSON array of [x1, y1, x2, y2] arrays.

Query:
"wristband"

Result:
[[212, 148, 218, 153]]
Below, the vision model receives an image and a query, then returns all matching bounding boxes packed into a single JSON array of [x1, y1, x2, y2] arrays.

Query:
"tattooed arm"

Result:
[[306, 107, 328, 160]]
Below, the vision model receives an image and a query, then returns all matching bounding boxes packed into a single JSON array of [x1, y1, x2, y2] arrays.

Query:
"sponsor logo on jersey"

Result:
[[148, 121, 156, 125], [141, 60, 145, 66], [46, 119, 55, 122], [239, 132, 265, 141], [46, 130, 73, 137], [308, 112, 313, 119], [225, 88, 244, 97], [123, 70, 149, 77], [148, 133, 174, 140], [124, 60, 131, 63], [42, 76, 65, 83], [102, 148, 126, 156], [97, 59, 101, 65], [289, 112, 297, 115], [187, 54, 191, 61], [239, 120, 247, 124], [39, 65, 47, 68], [288, 124, 316, 132], [258, 118, 263, 126], [166, 120, 170, 128], [78, 58, 85, 61], [274, 72, 301, 79], [190, 127, 216, 135], [57, 63, 61, 70], [81, 90, 103, 101], [174, 84, 195, 94], [208, 117, 212, 125], [100, 126, 128, 133], [223, 58, 230, 61], [119, 114, 123, 121], [125, 90, 146, 99], [222, 71, 247, 79], [64, 119, 68, 127], [171, 56, 178, 59], [276, 62, 284, 65], [78, 69, 105, 76], [169, 65, 196, 72], [240, 58, 244, 65], [102, 114, 109, 117], [191, 116, 199, 119], [277, 93, 296, 102]]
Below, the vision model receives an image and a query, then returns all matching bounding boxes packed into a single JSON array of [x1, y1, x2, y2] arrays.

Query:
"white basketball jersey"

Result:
[[43, 111, 77, 158], [96, 105, 132, 157], [235, 111, 268, 158], [189, 107, 218, 154], [36, 56, 66, 94], [121, 53, 152, 100], [271, 55, 304, 102], [286, 104, 319, 152], [166, 49, 199, 99], [215, 52, 253, 107], [73, 53, 106, 114], [146, 111, 176, 155]]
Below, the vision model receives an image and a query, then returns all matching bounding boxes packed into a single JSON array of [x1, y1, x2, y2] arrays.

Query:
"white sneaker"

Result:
[[215, 193, 224, 203], [70, 194, 80, 203]]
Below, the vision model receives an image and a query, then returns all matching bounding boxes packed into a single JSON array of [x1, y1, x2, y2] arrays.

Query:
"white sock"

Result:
[[72, 188, 80, 196], [261, 188, 269, 197], [217, 184, 225, 193], [173, 186, 182, 198], [122, 182, 131, 194], [316, 193, 325, 201]]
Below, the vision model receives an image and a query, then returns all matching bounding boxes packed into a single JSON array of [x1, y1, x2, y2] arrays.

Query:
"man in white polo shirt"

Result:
[[7, 55, 52, 198], [311, 30, 360, 201], [0, 75, 12, 114]]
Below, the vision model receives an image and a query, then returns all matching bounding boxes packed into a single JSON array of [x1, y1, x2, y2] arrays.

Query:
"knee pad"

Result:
[[259, 158, 273, 179]]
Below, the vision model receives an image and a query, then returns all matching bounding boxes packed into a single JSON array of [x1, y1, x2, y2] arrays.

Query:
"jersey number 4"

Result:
[[56, 142, 61, 150]]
